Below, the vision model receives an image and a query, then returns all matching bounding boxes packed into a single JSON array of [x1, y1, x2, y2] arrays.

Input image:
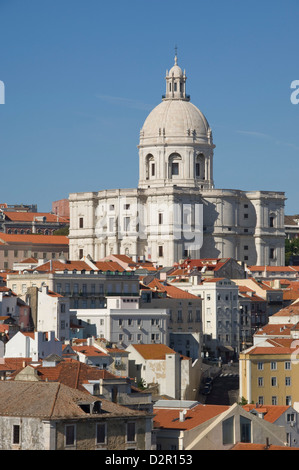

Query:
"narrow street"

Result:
[[199, 363, 240, 406]]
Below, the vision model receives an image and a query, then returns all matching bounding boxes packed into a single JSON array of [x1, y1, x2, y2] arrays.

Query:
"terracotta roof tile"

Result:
[[0, 233, 69, 245], [130, 343, 178, 360], [232, 442, 299, 450], [146, 279, 199, 299], [242, 404, 290, 423], [153, 403, 229, 430], [3, 211, 69, 223]]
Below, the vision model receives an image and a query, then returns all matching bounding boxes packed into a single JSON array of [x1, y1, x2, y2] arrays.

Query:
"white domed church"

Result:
[[69, 54, 285, 266]]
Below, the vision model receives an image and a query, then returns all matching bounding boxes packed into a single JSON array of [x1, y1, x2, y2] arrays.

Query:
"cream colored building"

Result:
[[239, 305, 299, 406], [69, 54, 285, 267]]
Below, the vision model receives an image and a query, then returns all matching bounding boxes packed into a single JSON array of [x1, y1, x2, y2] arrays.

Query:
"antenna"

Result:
[[174, 44, 178, 64]]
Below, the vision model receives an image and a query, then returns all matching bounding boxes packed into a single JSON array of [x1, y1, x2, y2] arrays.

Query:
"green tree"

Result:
[[53, 226, 69, 236], [285, 238, 299, 265]]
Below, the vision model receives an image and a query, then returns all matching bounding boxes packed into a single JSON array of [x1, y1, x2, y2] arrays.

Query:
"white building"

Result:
[[70, 296, 169, 348], [173, 276, 240, 358], [126, 343, 200, 400], [69, 53, 285, 267], [35, 286, 71, 342], [4, 330, 62, 361]]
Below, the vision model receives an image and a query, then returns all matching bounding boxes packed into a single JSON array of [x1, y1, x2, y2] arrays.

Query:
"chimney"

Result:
[[179, 410, 187, 422], [264, 437, 270, 450]]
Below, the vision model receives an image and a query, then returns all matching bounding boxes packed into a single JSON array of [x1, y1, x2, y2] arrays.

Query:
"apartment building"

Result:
[[7, 259, 140, 310], [0, 234, 69, 270], [70, 296, 169, 348], [140, 278, 202, 360], [239, 305, 299, 407], [172, 275, 240, 360]]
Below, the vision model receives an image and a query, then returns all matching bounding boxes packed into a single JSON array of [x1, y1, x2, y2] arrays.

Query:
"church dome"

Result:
[[141, 98, 211, 143], [140, 53, 212, 144]]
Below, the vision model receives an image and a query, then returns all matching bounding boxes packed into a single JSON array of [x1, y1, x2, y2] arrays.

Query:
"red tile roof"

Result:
[[231, 442, 299, 450], [146, 279, 199, 299], [153, 403, 229, 430], [254, 323, 295, 336], [272, 305, 299, 317], [248, 266, 296, 272], [34, 259, 124, 273], [71, 345, 110, 357], [242, 404, 290, 423], [131, 343, 178, 360], [0, 233, 69, 245], [3, 211, 69, 223]]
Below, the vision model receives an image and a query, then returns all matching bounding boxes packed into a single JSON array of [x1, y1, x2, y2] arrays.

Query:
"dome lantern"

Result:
[[164, 52, 189, 101]]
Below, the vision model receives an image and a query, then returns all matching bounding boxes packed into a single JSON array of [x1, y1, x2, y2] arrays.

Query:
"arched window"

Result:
[[195, 153, 205, 179], [145, 154, 155, 180], [168, 153, 182, 178]]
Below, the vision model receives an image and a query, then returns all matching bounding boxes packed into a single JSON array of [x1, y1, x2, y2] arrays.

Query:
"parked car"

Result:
[[202, 384, 211, 395]]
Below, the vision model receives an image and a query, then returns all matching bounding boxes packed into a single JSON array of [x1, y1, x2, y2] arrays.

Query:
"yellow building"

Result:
[[240, 341, 299, 406]]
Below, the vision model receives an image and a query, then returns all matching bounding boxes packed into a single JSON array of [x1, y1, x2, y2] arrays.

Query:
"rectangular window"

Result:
[[271, 377, 277, 386], [285, 361, 291, 370], [258, 377, 264, 387], [195, 163, 200, 177], [286, 396, 292, 406], [60, 303, 66, 313], [222, 416, 234, 445], [13, 425, 20, 444], [79, 217, 84, 228], [287, 413, 295, 423], [270, 248, 275, 259], [177, 310, 182, 322], [109, 218, 114, 232], [124, 217, 130, 231], [272, 396, 277, 405], [158, 246, 163, 257], [171, 162, 179, 176], [244, 214, 248, 219], [240, 416, 251, 443], [65, 425, 75, 446], [271, 361, 277, 370], [158, 213, 163, 225], [127, 422, 136, 442], [96, 423, 106, 444], [151, 163, 155, 176], [14, 250, 18, 257], [285, 377, 291, 386]]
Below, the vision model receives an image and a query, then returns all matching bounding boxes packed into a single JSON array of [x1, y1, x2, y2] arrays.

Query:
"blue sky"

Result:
[[0, 0, 299, 213]]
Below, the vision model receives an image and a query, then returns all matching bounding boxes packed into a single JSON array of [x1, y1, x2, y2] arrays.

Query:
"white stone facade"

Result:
[[70, 296, 169, 347], [69, 55, 285, 267]]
